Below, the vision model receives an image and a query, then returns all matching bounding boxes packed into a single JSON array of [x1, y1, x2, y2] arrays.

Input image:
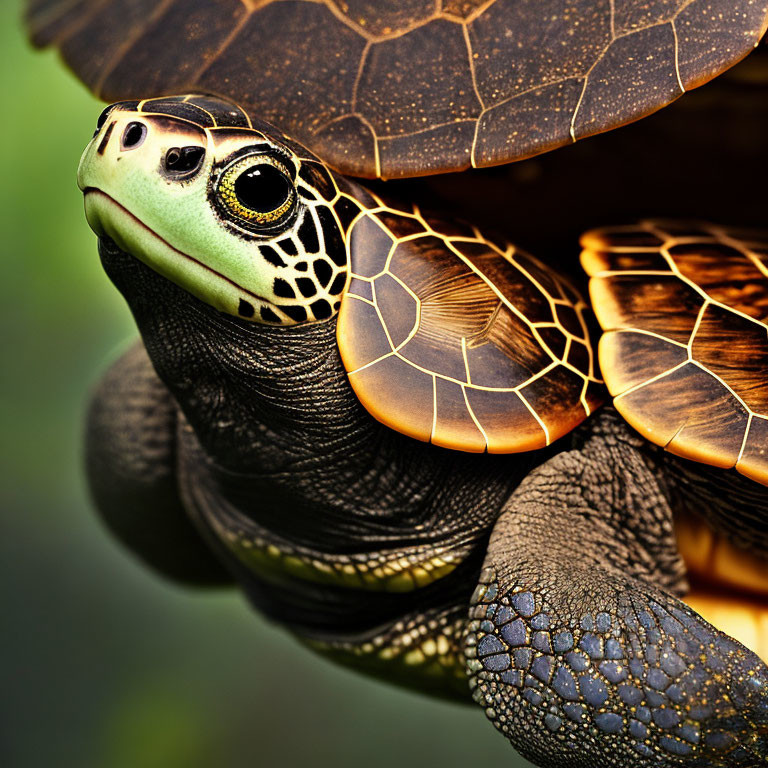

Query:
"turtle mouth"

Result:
[[82, 188, 273, 311], [676, 511, 768, 663]]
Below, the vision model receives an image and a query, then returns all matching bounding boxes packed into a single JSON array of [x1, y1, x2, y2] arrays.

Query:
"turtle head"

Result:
[[78, 95, 354, 325]]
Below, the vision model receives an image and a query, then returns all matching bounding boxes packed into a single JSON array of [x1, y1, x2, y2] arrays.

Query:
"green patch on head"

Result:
[[78, 96, 356, 325]]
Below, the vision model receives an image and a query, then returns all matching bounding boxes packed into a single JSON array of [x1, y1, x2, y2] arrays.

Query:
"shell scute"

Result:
[[29, 0, 768, 177], [584, 221, 768, 485], [339, 207, 602, 452]]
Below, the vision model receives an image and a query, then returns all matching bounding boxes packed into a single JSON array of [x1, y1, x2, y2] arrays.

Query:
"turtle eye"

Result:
[[216, 154, 296, 229]]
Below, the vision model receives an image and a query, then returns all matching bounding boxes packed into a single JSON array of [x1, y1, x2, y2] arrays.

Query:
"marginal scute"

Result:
[[27, 0, 768, 177], [583, 221, 768, 485], [598, 331, 687, 398], [340, 208, 602, 453], [432, 379, 486, 453], [616, 363, 750, 469], [572, 22, 682, 141], [589, 273, 703, 345], [738, 416, 768, 486]]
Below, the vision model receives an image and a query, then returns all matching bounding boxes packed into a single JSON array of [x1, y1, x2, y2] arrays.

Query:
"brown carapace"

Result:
[[582, 221, 768, 486], [337, 198, 603, 453], [26, 0, 768, 178]]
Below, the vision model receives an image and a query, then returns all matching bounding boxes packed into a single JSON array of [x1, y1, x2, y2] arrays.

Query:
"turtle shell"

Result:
[[582, 220, 768, 485], [26, 0, 768, 178], [337, 198, 603, 452]]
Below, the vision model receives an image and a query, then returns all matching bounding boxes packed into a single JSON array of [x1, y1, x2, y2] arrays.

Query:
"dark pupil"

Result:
[[234, 164, 292, 213]]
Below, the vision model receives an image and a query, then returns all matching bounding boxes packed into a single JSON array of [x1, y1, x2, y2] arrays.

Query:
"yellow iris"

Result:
[[217, 154, 295, 227]]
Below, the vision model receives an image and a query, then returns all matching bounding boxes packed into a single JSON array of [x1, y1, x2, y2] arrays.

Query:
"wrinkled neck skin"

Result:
[[100, 238, 528, 555]]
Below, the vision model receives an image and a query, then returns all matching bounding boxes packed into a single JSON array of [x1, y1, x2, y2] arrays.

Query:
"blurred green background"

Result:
[[1, 4, 533, 767]]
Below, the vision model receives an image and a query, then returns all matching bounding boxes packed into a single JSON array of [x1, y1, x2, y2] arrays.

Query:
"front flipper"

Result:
[[86, 341, 232, 585], [465, 411, 768, 766]]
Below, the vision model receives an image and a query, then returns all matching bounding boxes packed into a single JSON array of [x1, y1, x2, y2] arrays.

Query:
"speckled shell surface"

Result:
[[337, 199, 603, 453], [582, 221, 768, 486], [27, 0, 768, 178]]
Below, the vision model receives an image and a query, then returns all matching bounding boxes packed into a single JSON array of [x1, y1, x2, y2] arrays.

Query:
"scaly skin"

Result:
[[89, 242, 768, 765], [467, 414, 768, 765], [80, 97, 768, 766]]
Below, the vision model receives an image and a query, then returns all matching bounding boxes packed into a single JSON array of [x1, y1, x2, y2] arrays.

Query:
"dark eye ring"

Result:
[[217, 155, 296, 228]]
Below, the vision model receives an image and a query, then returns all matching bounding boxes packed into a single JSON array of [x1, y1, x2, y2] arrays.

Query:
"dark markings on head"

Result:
[[97, 121, 115, 155], [317, 206, 347, 267], [138, 95, 250, 129], [299, 162, 336, 201], [261, 306, 280, 323], [282, 305, 308, 323], [238, 299, 255, 318], [296, 277, 318, 298], [273, 278, 295, 299], [314, 259, 332, 287], [278, 238, 298, 256], [141, 100, 216, 127], [260, 245, 286, 268], [298, 212, 320, 253], [311, 298, 332, 320], [329, 272, 346, 295]]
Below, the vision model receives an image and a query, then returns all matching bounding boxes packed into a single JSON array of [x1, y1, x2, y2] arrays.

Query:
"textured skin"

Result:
[[582, 220, 768, 486], [339, 198, 603, 452], [85, 94, 604, 454], [25, 0, 768, 177], [95, 236, 534, 695], [85, 340, 231, 584], [86, 95, 367, 325], [88, 234, 768, 764], [466, 411, 768, 766]]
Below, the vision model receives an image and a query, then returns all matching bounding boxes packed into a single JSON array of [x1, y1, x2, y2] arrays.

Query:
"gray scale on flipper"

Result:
[[544, 713, 563, 733], [659, 735, 692, 756], [652, 706, 681, 729], [530, 613, 550, 630], [551, 666, 579, 701], [595, 612, 612, 633], [579, 632, 604, 660], [578, 674, 608, 708], [599, 660, 628, 684], [500, 618, 527, 647], [531, 655, 554, 685], [604, 637, 624, 659], [513, 648, 533, 670], [594, 712, 624, 734], [552, 630, 573, 653], [467, 569, 768, 764], [532, 631, 552, 653]]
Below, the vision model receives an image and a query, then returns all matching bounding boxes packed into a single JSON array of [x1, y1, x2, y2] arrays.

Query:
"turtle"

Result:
[[25, 1, 768, 767]]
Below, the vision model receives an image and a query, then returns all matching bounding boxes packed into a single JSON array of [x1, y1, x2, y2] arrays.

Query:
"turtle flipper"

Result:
[[86, 341, 232, 585], [465, 410, 768, 767]]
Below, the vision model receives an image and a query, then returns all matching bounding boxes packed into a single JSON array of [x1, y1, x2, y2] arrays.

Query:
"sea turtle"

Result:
[[26, 1, 768, 767]]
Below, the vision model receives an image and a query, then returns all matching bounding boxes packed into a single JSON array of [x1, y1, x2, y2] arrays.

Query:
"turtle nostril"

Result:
[[121, 122, 147, 150], [163, 146, 206, 177]]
